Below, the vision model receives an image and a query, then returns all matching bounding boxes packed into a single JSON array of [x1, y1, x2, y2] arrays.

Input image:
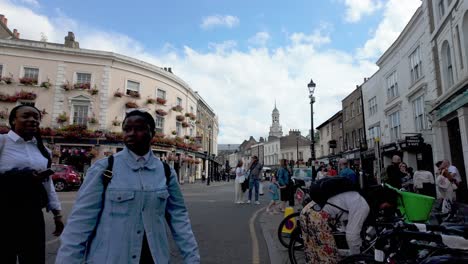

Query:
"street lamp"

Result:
[[296, 135, 299, 168], [307, 79, 316, 177], [207, 124, 212, 186]]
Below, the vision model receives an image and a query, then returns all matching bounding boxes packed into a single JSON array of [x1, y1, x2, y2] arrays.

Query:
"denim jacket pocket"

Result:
[[109, 191, 135, 216], [156, 191, 169, 213]]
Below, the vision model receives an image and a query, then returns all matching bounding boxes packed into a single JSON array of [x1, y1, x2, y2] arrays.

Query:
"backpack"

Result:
[[309, 176, 357, 208]]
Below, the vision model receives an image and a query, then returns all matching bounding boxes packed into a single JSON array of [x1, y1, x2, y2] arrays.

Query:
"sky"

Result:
[[0, 0, 421, 143]]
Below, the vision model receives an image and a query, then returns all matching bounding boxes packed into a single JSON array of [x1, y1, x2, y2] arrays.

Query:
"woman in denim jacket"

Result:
[[56, 110, 199, 264]]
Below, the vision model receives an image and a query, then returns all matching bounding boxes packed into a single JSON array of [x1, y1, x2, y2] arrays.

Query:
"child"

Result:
[[266, 177, 280, 214]]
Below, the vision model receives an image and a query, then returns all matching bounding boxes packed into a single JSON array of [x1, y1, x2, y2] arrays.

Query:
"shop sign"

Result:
[[434, 89, 468, 121], [405, 136, 423, 148], [382, 144, 398, 153]]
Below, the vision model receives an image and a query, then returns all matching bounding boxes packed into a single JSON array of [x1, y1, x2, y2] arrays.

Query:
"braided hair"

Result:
[[8, 105, 52, 167]]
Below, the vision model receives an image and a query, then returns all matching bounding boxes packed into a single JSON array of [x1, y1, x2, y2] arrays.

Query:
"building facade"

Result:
[[342, 85, 366, 167], [264, 137, 280, 167], [280, 130, 311, 165], [315, 118, 333, 160], [0, 17, 218, 183]]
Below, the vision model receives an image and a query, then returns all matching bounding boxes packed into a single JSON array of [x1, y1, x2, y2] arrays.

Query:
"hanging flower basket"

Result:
[[105, 132, 124, 142], [176, 115, 185, 122], [125, 102, 139, 108], [195, 120, 201, 124], [112, 117, 121, 126], [40, 79, 52, 89], [56, 112, 69, 124], [114, 90, 124, 98], [74, 82, 91, 90], [0, 94, 18, 103], [89, 86, 99, 95], [0, 110, 7, 119], [146, 98, 156, 104], [182, 122, 189, 128], [172, 105, 183, 112], [61, 81, 73, 91], [19, 77, 38, 86], [171, 130, 177, 135], [128, 91, 141, 99], [184, 135, 190, 140], [155, 109, 168, 116], [1, 74, 13, 84], [88, 117, 98, 125], [16, 91, 37, 100], [156, 97, 167, 105]]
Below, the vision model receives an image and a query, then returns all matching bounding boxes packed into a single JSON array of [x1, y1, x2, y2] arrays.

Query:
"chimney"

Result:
[[0, 15, 7, 26], [13, 29, 19, 39], [168, 67, 172, 73], [64, 32, 80, 48]]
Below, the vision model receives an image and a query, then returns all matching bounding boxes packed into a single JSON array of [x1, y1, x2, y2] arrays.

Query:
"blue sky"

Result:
[[1, 0, 421, 143]]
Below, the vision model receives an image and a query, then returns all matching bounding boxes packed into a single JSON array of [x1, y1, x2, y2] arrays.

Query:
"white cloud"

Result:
[[342, 0, 383, 23], [0, 0, 418, 143], [356, 0, 421, 59], [248, 31, 270, 46], [200, 15, 239, 30]]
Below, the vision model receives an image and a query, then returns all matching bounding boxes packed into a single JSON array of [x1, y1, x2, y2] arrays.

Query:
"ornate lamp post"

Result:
[[207, 124, 212, 186], [307, 79, 317, 178]]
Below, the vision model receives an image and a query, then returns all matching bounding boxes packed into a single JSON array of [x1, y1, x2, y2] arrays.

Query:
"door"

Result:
[[447, 117, 467, 202]]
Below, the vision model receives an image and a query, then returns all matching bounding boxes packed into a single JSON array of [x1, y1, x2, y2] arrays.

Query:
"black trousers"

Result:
[[1, 209, 45, 264]]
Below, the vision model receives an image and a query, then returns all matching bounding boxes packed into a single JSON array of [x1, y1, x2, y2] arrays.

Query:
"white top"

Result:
[[235, 167, 244, 177], [316, 171, 326, 180], [413, 170, 435, 189], [0, 131, 61, 210], [448, 165, 462, 184], [436, 175, 457, 201]]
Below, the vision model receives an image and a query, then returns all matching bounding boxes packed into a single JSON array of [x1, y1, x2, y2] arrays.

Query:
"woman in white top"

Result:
[[0, 105, 64, 263], [235, 160, 245, 204], [436, 168, 457, 214]]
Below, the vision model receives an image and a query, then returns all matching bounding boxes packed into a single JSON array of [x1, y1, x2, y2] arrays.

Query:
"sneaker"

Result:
[[255, 201, 260, 205], [247, 200, 251, 204]]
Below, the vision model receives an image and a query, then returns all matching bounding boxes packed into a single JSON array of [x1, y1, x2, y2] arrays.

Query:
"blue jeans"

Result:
[[249, 178, 260, 201]]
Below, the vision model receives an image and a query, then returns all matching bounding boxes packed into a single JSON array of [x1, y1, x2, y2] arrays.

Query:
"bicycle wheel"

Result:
[[338, 254, 377, 264], [277, 212, 301, 248], [288, 228, 306, 264]]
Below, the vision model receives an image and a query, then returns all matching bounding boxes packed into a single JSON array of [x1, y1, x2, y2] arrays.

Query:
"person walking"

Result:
[[0, 105, 64, 264], [266, 177, 280, 214], [327, 163, 337, 176], [247, 156, 262, 205], [277, 159, 290, 211], [436, 167, 458, 214], [338, 158, 357, 185], [56, 110, 199, 264], [234, 160, 245, 204], [316, 166, 328, 180], [386, 155, 405, 189]]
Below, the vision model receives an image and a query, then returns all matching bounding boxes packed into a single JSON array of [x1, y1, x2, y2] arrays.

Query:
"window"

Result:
[[177, 97, 182, 106], [176, 121, 182, 136], [386, 71, 399, 99], [299, 152, 303, 160], [332, 123, 335, 133], [343, 107, 347, 121], [442, 41, 454, 88], [368, 126, 381, 148], [413, 96, 427, 131], [358, 128, 363, 146], [327, 125, 330, 136], [409, 47, 422, 83], [157, 89, 166, 99], [73, 105, 88, 125], [23, 67, 39, 83], [345, 133, 350, 150], [155, 116, 164, 133], [357, 98, 362, 114], [0, 64, 3, 77], [369, 97, 378, 116], [351, 102, 355, 117], [126, 80, 140, 95], [76, 73, 91, 84], [438, 0, 445, 18], [339, 120, 343, 129], [351, 130, 356, 149], [339, 136, 343, 151], [389, 111, 401, 141], [456, 26, 464, 69]]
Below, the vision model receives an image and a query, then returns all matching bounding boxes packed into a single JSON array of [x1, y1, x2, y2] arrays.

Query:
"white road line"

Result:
[[249, 207, 266, 264]]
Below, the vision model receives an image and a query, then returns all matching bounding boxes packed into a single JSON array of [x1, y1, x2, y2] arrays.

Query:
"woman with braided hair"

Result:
[[0, 105, 64, 264]]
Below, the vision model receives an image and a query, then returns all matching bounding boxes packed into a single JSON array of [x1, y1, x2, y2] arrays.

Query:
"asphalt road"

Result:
[[44, 181, 271, 264]]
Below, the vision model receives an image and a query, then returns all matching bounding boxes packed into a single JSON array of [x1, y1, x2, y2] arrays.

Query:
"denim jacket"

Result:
[[55, 148, 200, 264], [277, 167, 289, 187]]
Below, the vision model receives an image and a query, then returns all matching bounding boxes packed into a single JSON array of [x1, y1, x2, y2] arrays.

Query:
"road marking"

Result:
[[46, 237, 60, 246], [249, 207, 266, 264]]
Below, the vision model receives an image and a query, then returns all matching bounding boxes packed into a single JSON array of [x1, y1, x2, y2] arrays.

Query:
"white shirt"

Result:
[[413, 170, 435, 189], [448, 165, 462, 184], [436, 175, 457, 201], [235, 167, 244, 177], [0, 131, 61, 210], [128, 149, 152, 164]]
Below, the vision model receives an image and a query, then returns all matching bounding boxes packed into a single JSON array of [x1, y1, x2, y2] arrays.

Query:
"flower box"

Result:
[[56, 112, 69, 124], [155, 109, 168, 116], [0, 94, 18, 103], [16, 91, 37, 100], [156, 97, 167, 105], [176, 115, 185, 122], [1, 75, 13, 84], [125, 102, 139, 108], [89, 88, 99, 95], [128, 91, 141, 99], [172, 105, 183, 112], [105, 132, 124, 142], [114, 91, 124, 98], [182, 122, 189, 128], [88, 117, 98, 125], [74, 83, 91, 90], [171, 130, 177, 135], [61, 82, 73, 91], [112, 118, 121, 126], [19, 77, 38, 86]]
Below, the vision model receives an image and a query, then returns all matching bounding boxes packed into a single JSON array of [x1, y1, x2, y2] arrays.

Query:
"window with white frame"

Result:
[[443, 41, 455, 87], [176, 121, 182, 136], [76, 73, 91, 84], [369, 97, 378, 116], [126, 80, 140, 95], [23, 67, 39, 83], [357, 98, 362, 114], [73, 105, 89, 125], [389, 111, 401, 141], [413, 96, 427, 132], [409, 46, 422, 83], [157, 89, 166, 99], [0, 64, 3, 77], [387, 71, 399, 99], [351, 102, 355, 117], [177, 97, 182, 106], [155, 116, 164, 133], [368, 126, 380, 148]]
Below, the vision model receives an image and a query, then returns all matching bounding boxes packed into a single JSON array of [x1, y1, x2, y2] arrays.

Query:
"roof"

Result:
[[316, 110, 342, 130]]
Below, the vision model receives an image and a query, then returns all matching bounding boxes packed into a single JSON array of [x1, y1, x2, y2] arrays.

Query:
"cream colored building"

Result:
[[0, 17, 218, 182]]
